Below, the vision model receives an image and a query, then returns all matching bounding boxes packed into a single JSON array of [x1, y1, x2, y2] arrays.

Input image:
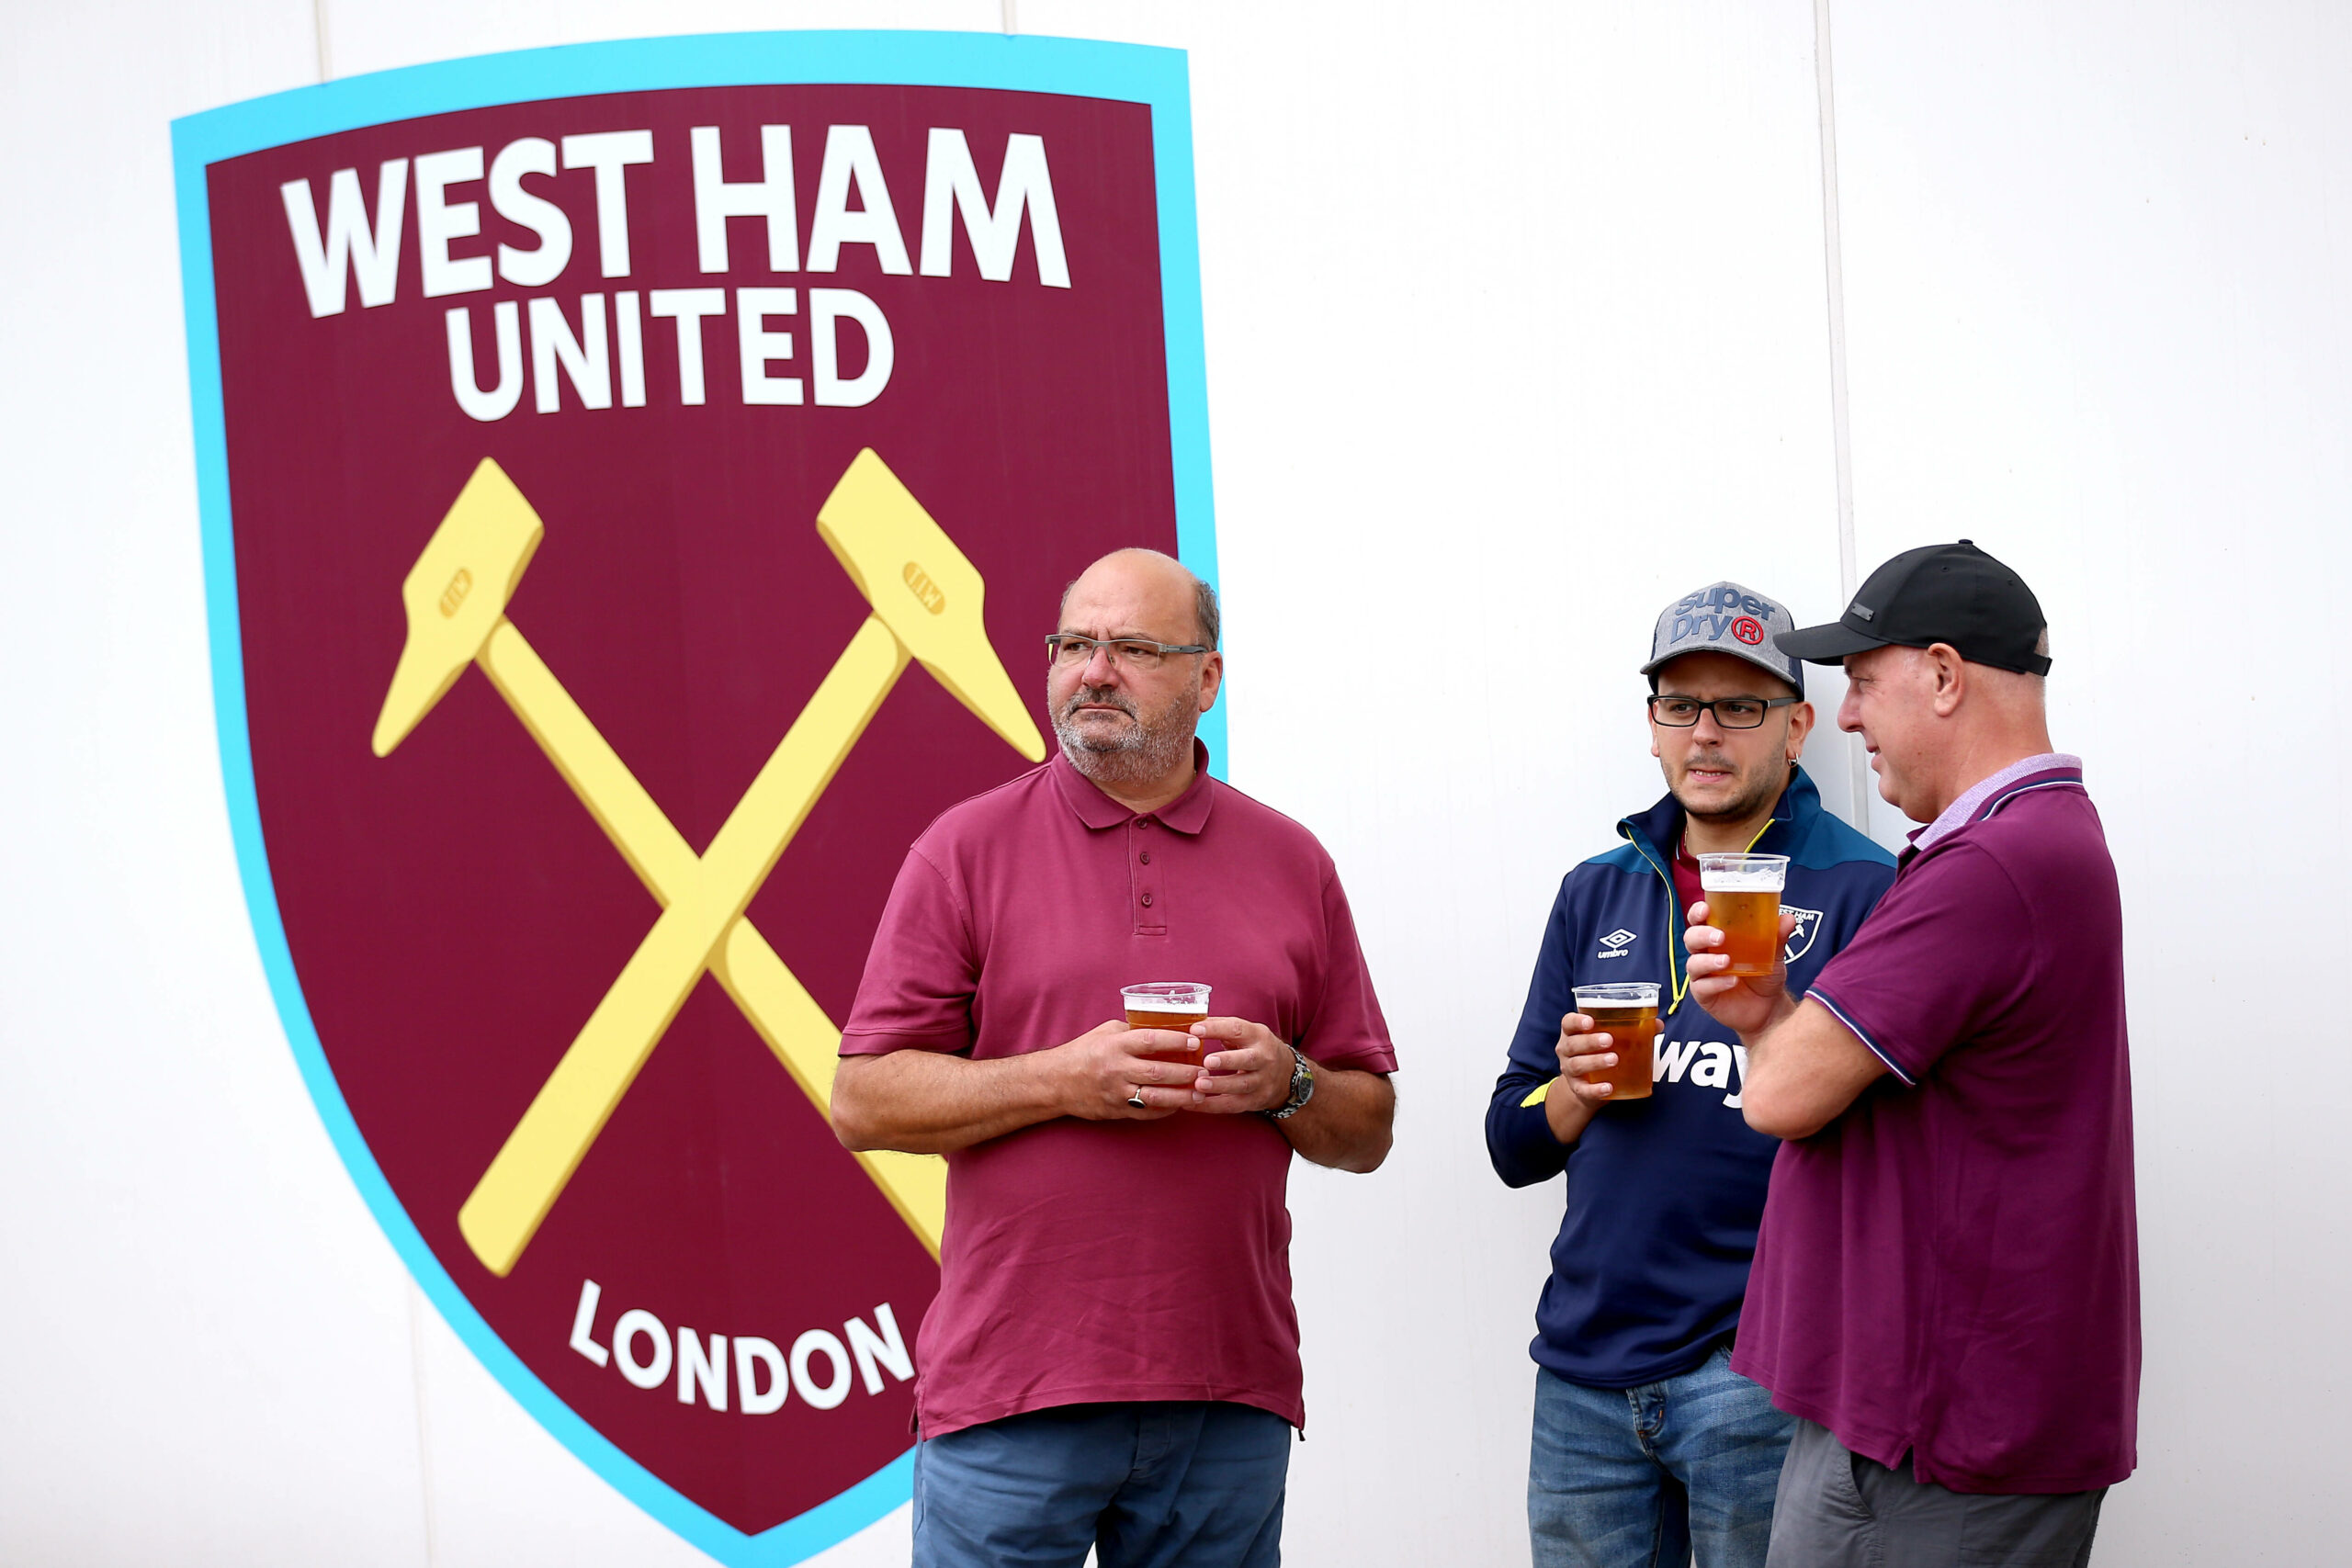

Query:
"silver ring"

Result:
[[1126, 1090, 1148, 1110]]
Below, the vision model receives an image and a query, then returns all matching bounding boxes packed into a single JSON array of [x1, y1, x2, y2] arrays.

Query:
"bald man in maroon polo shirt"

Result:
[[1685, 543, 2138, 1567], [832, 548, 1397, 1568]]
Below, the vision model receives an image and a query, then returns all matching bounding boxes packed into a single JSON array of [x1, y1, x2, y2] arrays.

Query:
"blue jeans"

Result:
[[1530, 1348, 1795, 1568], [912, 1401, 1290, 1568]]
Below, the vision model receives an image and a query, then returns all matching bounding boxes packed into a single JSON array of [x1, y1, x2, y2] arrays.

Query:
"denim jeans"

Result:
[[912, 1400, 1290, 1568], [1530, 1348, 1795, 1568]]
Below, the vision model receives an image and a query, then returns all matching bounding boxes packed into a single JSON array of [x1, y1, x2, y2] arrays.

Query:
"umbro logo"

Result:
[[1597, 929, 1637, 959]]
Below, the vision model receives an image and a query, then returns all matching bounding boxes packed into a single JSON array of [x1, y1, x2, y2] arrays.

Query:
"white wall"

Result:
[[1, 1, 2337, 1562], [1826, 6, 2352, 1558]]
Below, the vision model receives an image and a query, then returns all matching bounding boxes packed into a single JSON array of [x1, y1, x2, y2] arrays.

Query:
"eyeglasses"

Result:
[[1045, 634, 1211, 671], [1647, 694, 1799, 729]]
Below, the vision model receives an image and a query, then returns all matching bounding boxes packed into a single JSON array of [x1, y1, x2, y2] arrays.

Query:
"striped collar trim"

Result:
[[1912, 752, 2084, 853]]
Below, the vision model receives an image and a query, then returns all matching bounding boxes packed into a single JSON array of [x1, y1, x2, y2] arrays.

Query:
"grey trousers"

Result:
[[1765, 1419, 2105, 1568]]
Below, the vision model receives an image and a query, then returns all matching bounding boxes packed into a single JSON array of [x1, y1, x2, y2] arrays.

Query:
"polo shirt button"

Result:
[[1139, 851, 1152, 864], [1140, 893, 1154, 908]]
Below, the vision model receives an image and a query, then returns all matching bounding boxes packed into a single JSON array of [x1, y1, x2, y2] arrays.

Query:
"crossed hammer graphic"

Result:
[[372, 450, 1045, 1277]]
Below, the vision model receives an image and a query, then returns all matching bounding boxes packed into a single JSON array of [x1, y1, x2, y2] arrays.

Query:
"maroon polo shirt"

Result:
[[841, 744, 1396, 1438], [1732, 759, 2140, 1494]]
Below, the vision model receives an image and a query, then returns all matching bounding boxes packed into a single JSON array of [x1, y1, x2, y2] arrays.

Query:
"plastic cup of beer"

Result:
[[1570, 983, 1659, 1100], [1698, 852, 1790, 976], [1122, 982, 1210, 1068]]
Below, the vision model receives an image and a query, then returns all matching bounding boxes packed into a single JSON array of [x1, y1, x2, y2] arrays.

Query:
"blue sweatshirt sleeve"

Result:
[[1486, 874, 1584, 1188]]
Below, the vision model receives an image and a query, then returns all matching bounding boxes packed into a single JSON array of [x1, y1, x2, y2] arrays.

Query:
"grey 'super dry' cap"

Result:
[[1641, 581, 1804, 695], [1776, 539, 2051, 675]]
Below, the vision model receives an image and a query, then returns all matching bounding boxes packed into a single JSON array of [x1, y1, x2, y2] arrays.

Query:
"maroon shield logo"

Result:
[[176, 38, 1212, 1555]]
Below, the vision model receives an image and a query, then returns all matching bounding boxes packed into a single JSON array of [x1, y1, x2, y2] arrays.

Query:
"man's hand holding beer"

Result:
[[1544, 1013, 1633, 1144], [1683, 900, 1800, 1043], [1060, 1020, 1197, 1120], [1073, 1016, 1295, 1116], [1176, 1017, 1297, 1114]]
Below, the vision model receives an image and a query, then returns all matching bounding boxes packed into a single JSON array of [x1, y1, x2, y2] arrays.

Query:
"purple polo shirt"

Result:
[[1732, 758, 2140, 1494], [841, 744, 1396, 1439]]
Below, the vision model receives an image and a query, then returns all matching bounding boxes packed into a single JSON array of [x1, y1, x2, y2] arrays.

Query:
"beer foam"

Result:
[[1122, 986, 1208, 1014], [1700, 869, 1785, 894], [1573, 984, 1659, 1007]]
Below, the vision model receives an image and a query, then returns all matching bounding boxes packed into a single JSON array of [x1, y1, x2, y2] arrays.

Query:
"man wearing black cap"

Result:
[[1487, 581, 1894, 1568], [1685, 543, 2139, 1566]]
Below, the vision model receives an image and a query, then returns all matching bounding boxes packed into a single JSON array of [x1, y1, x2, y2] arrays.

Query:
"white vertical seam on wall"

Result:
[[1811, 0, 1871, 823], [313, 8, 446, 1555], [314, 7, 445, 1547], [407, 1281, 444, 1568], [1002, 1, 1019, 37], [311, 0, 333, 84]]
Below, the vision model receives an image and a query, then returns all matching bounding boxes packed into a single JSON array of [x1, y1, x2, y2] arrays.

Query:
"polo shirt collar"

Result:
[[1911, 751, 2084, 853], [1048, 739, 1218, 834]]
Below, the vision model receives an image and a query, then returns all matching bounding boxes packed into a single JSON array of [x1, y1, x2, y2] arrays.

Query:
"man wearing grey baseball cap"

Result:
[[1686, 542, 2139, 1566], [1486, 581, 1895, 1568]]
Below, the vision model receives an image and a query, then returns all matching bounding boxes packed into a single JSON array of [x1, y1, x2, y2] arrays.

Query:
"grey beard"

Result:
[[1053, 683, 1197, 787]]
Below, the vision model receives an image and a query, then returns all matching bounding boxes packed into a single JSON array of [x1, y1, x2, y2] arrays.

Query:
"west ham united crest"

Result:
[[172, 32, 1217, 1564]]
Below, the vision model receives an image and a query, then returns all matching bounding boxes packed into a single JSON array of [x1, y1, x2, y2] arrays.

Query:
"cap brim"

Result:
[[1641, 643, 1804, 696], [1774, 621, 1891, 665]]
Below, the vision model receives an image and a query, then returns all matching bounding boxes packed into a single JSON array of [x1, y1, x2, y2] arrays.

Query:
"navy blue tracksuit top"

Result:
[[1486, 767, 1895, 1389]]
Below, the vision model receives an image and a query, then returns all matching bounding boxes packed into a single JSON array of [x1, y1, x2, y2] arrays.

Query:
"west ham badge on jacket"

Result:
[[172, 31, 1218, 1565]]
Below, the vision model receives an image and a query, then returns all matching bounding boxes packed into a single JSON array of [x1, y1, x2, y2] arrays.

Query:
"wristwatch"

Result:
[[1266, 1046, 1317, 1121]]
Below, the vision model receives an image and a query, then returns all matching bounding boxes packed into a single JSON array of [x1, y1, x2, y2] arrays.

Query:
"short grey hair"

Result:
[[1191, 573, 1221, 650], [1057, 550, 1220, 649]]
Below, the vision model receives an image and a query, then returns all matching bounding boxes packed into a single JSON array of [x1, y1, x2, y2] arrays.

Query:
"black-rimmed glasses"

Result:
[[1045, 634, 1212, 671], [1647, 695, 1799, 729]]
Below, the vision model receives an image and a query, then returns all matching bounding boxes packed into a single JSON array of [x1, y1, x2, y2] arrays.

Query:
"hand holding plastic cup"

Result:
[[1698, 852, 1789, 977], [1569, 982, 1659, 1100], [1121, 982, 1209, 1067]]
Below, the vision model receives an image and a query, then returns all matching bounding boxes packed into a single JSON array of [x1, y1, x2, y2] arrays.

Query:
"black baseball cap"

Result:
[[1776, 540, 2052, 675]]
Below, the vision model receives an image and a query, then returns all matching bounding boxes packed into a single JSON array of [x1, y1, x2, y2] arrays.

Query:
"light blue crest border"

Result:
[[170, 30, 1219, 1566]]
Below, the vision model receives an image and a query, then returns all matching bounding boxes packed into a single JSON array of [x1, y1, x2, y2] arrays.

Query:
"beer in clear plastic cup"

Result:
[[1698, 852, 1790, 977], [1122, 982, 1209, 1067], [1571, 983, 1660, 1100]]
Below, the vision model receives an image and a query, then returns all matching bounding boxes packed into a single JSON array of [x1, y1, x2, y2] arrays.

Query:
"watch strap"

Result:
[[1266, 1046, 1316, 1121]]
